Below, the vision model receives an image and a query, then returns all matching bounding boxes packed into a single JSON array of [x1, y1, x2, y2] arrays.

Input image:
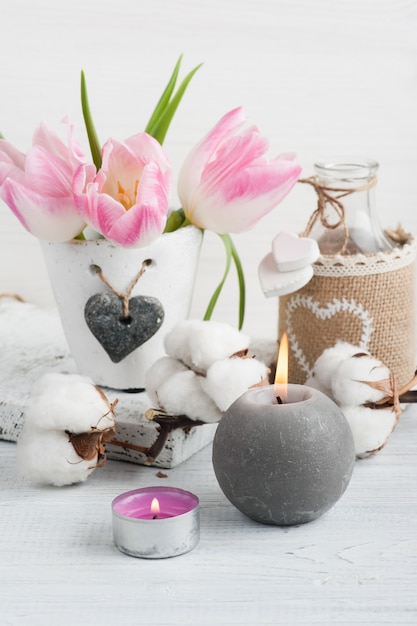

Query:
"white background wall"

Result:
[[1, 0, 416, 340]]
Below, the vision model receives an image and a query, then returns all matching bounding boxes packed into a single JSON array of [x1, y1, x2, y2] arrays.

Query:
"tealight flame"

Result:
[[151, 497, 160, 518], [275, 332, 288, 403]]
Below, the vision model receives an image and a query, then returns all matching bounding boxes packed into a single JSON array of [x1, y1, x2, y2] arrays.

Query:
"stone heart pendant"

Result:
[[84, 292, 165, 363]]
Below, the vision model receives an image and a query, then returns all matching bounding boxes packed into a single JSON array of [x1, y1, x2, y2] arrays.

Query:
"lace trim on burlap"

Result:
[[313, 233, 416, 277]]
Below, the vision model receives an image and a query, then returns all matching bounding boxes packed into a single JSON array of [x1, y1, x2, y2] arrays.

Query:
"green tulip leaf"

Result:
[[145, 55, 183, 136], [80, 70, 102, 170], [147, 60, 202, 145]]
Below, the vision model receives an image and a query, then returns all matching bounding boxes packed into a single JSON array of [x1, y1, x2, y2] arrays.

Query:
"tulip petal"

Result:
[[32, 122, 70, 163], [81, 189, 127, 238], [0, 140, 26, 172], [199, 130, 269, 196], [72, 132, 171, 248], [25, 146, 74, 196], [76, 160, 169, 248], [189, 157, 301, 234], [0, 178, 86, 241], [107, 162, 168, 247], [99, 139, 142, 199], [0, 122, 88, 242], [125, 133, 171, 172], [0, 141, 27, 188], [178, 107, 246, 208], [178, 106, 301, 234]]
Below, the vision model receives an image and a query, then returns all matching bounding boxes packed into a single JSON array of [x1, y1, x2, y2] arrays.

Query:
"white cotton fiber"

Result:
[[164, 320, 250, 374], [341, 405, 397, 458], [307, 342, 362, 396], [16, 428, 96, 486], [145, 356, 189, 407], [331, 355, 391, 406], [16, 372, 116, 486], [153, 369, 222, 423], [25, 372, 115, 433], [248, 338, 277, 369], [201, 357, 269, 412]]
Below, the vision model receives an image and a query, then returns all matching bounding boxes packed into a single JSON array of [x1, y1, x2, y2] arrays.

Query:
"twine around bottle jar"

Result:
[[299, 176, 377, 255]]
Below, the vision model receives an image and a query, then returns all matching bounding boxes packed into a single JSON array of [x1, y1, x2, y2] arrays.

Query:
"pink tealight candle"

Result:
[[112, 486, 199, 558]]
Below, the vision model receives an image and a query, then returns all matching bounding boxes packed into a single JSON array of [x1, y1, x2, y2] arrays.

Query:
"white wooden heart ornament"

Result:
[[258, 253, 314, 297], [272, 231, 320, 272]]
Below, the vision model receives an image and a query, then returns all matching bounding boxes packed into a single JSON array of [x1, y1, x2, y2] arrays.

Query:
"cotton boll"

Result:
[[202, 357, 269, 412], [26, 373, 115, 433], [304, 375, 332, 397], [331, 355, 391, 406], [153, 369, 222, 423], [308, 342, 362, 396], [164, 320, 250, 374], [164, 320, 209, 370], [145, 356, 189, 406], [341, 405, 398, 458], [163, 319, 201, 360], [248, 338, 277, 371], [16, 372, 116, 486], [16, 428, 95, 486]]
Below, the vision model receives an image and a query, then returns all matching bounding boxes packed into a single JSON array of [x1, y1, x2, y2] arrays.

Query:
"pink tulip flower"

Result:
[[177, 107, 302, 234], [0, 121, 87, 241], [74, 133, 172, 248]]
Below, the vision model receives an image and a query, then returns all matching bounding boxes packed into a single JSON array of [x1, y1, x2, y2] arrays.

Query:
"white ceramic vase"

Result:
[[41, 226, 202, 390]]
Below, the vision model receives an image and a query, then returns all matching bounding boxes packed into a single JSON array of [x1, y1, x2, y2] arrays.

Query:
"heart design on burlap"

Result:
[[285, 295, 374, 378], [84, 292, 164, 363]]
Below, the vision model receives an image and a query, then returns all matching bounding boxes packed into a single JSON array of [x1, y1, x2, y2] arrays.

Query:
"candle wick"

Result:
[[152, 514, 158, 520], [276, 396, 283, 405]]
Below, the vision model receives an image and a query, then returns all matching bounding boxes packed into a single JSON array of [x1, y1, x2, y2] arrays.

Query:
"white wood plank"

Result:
[[1, 405, 417, 624], [0, 298, 216, 467]]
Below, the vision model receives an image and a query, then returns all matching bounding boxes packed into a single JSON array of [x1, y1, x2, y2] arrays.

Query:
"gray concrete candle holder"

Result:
[[212, 384, 355, 526]]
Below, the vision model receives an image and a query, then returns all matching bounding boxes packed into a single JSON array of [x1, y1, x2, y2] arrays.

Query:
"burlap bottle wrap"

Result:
[[279, 237, 416, 388]]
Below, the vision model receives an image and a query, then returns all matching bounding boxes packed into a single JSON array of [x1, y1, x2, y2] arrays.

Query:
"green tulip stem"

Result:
[[230, 236, 246, 330], [203, 233, 246, 330]]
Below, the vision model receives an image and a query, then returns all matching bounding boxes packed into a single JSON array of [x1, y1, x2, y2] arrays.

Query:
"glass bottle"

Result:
[[306, 156, 395, 255]]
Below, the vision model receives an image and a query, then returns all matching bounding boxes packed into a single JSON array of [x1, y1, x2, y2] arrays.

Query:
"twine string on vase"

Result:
[[92, 259, 152, 318], [299, 176, 377, 255]]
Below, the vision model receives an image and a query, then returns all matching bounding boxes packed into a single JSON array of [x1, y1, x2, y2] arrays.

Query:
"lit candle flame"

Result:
[[274, 332, 288, 403], [151, 497, 160, 518]]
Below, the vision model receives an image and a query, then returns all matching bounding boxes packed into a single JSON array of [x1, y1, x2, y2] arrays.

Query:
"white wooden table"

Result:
[[1, 404, 416, 625]]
